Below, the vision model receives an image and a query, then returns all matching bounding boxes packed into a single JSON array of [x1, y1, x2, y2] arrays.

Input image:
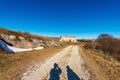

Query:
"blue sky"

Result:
[[0, 0, 120, 39]]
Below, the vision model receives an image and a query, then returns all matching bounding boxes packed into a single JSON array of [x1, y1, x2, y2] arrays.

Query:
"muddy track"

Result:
[[21, 46, 91, 80]]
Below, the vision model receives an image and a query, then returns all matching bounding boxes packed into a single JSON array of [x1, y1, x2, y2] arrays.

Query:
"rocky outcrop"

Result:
[[0, 28, 62, 53], [0, 39, 44, 53], [0, 34, 62, 49]]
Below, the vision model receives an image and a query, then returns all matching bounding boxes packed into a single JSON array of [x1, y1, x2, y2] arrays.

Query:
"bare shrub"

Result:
[[84, 34, 120, 60]]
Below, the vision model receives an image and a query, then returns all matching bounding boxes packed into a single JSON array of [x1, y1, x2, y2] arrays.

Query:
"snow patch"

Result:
[[0, 40, 44, 53]]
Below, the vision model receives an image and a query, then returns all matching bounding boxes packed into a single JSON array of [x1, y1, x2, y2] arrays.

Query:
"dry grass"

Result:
[[0, 46, 66, 80], [84, 38, 120, 61], [0, 28, 59, 41], [79, 46, 120, 80]]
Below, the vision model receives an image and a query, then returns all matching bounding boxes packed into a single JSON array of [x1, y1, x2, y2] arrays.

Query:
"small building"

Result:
[[60, 36, 77, 42]]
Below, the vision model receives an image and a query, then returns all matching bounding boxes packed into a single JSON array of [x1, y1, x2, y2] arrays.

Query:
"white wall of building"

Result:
[[60, 36, 77, 42]]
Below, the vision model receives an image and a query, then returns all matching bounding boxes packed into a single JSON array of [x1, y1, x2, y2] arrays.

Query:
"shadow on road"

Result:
[[66, 66, 81, 80], [49, 63, 62, 80], [49, 63, 82, 80]]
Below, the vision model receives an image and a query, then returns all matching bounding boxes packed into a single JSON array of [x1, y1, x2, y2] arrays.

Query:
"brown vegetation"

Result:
[[84, 34, 120, 61], [82, 34, 120, 80], [79, 46, 120, 80], [0, 28, 59, 41], [0, 46, 66, 80]]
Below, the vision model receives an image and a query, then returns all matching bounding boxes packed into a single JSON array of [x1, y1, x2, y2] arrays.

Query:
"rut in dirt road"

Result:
[[21, 46, 91, 80]]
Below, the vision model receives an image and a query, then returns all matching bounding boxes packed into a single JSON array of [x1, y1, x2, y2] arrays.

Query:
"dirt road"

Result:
[[21, 46, 91, 80]]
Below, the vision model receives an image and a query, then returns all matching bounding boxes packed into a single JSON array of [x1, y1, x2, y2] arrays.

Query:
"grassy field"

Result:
[[79, 46, 120, 80], [0, 46, 66, 80]]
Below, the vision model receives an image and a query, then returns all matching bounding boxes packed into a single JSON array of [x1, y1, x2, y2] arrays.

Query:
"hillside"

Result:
[[0, 28, 59, 41], [0, 28, 62, 53]]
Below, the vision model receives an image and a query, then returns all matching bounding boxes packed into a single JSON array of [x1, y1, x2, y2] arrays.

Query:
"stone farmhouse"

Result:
[[60, 36, 77, 42]]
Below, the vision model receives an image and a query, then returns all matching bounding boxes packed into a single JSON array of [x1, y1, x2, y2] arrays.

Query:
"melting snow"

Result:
[[0, 40, 44, 53]]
